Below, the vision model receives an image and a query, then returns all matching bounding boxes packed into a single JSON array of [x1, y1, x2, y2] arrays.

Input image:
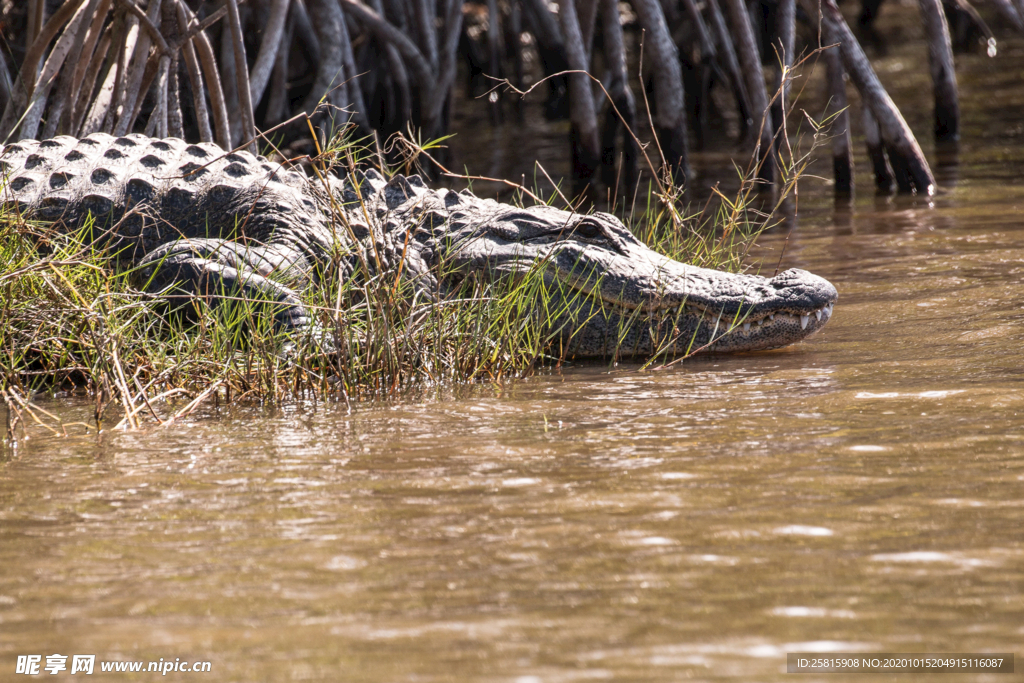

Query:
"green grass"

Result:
[[0, 205, 590, 434]]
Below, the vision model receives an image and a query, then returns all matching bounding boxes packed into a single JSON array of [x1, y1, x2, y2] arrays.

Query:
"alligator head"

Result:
[[411, 194, 837, 358]]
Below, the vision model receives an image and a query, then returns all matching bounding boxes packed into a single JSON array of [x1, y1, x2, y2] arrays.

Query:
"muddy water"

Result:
[[4, 29, 1024, 683]]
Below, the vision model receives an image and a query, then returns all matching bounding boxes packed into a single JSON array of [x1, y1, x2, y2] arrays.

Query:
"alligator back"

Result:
[[0, 133, 328, 257]]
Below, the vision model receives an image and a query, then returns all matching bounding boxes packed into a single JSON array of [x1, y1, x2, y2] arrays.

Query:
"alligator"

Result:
[[0, 133, 837, 358]]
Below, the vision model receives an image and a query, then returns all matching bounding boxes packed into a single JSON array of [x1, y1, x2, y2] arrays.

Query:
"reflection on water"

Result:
[[4, 26, 1024, 683]]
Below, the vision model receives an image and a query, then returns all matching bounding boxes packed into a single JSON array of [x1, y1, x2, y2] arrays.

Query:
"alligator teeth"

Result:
[[814, 309, 822, 321], [742, 322, 751, 333], [800, 314, 809, 330], [825, 303, 833, 316], [768, 314, 775, 321]]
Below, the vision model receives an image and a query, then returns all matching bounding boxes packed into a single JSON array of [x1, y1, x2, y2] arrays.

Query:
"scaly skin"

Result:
[[1, 133, 838, 357]]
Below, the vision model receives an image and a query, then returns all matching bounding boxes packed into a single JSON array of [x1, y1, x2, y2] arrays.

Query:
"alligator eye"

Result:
[[574, 219, 603, 239]]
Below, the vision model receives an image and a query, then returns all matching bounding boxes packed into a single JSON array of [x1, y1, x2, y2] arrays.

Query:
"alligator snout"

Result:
[[703, 268, 838, 353], [769, 268, 839, 310]]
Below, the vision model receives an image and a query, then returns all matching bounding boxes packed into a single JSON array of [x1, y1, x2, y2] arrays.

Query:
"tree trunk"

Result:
[[0, 0, 88, 140], [825, 48, 853, 195], [579, 0, 598, 61], [113, 0, 162, 137], [338, 5, 370, 130], [521, 0, 569, 119], [41, 0, 106, 139], [919, 0, 959, 141], [724, 0, 774, 185], [0, 46, 15, 120], [706, 0, 751, 134], [226, 0, 257, 152], [177, 0, 231, 149], [59, 0, 111, 135], [27, 0, 47, 57], [558, 0, 599, 196], [986, 0, 1024, 31], [20, 0, 95, 140], [863, 105, 894, 192], [72, 21, 112, 134], [510, 0, 524, 103], [816, 0, 935, 194], [631, 0, 689, 185], [266, 16, 293, 126], [413, 0, 438, 70], [424, 0, 463, 140], [600, 0, 638, 194], [680, 0, 718, 146], [290, 0, 321, 65], [248, 0, 290, 109], [80, 13, 130, 136], [487, 0, 503, 122], [167, 56, 184, 138], [219, 21, 243, 145], [771, 0, 795, 156], [303, 0, 353, 131]]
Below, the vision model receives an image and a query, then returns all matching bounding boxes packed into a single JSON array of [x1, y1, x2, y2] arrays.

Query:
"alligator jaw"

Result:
[[546, 251, 839, 358], [668, 266, 839, 354], [696, 298, 836, 353]]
